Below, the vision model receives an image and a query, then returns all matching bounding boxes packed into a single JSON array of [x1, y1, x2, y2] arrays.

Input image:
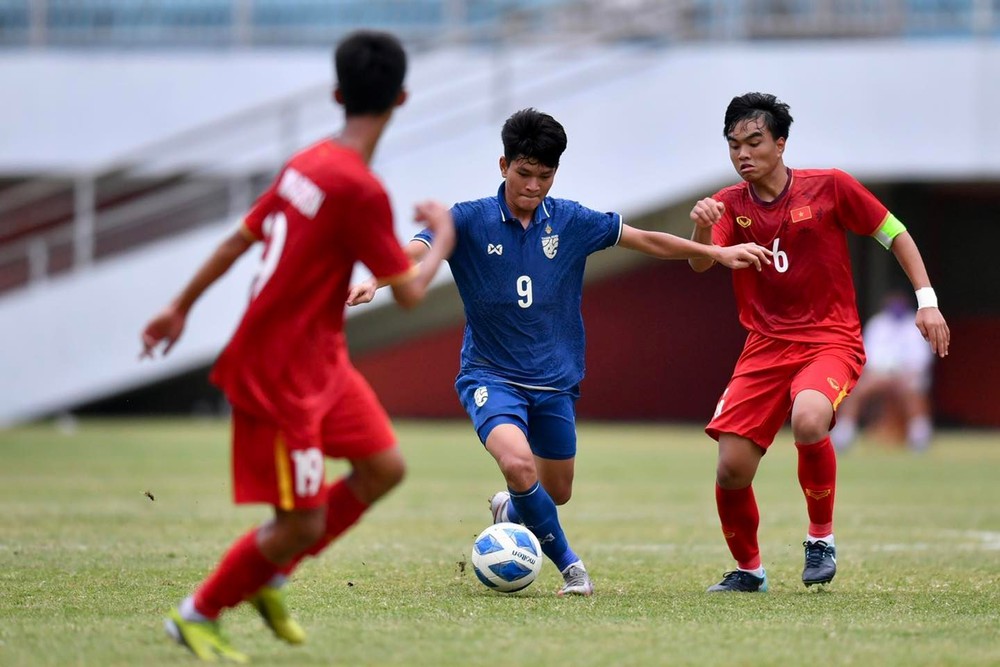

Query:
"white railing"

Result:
[[0, 10, 675, 293]]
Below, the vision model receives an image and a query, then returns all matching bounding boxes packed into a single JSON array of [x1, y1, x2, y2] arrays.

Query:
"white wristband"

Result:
[[915, 287, 938, 310]]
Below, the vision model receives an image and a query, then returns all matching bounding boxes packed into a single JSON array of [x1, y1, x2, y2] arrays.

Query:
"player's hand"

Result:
[[690, 198, 725, 228], [414, 200, 454, 235], [346, 279, 378, 306], [915, 308, 950, 358], [713, 243, 772, 271], [140, 303, 186, 359]]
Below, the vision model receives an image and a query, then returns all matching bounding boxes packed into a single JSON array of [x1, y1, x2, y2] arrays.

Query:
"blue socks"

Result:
[[508, 482, 578, 572]]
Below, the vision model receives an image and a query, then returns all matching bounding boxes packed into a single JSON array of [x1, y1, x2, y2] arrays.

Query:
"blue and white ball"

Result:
[[471, 522, 543, 593]]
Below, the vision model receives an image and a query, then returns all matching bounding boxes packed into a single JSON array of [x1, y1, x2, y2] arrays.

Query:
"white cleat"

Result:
[[489, 491, 511, 524], [557, 562, 594, 597]]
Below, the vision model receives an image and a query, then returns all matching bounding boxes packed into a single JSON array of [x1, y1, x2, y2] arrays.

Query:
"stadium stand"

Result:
[[1, 1, 998, 427]]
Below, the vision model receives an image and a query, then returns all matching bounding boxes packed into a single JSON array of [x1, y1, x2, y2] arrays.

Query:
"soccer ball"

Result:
[[471, 522, 543, 593]]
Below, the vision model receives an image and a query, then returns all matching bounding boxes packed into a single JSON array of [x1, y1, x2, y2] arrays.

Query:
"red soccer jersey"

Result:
[[712, 168, 889, 352], [211, 140, 414, 430]]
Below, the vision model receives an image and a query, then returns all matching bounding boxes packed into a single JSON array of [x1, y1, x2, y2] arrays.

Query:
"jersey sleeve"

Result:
[[574, 203, 623, 253], [346, 187, 413, 285], [832, 169, 889, 236], [709, 189, 735, 247]]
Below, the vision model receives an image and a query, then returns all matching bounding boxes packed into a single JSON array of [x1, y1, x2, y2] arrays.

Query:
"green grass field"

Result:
[[1, 418, 998, 666]]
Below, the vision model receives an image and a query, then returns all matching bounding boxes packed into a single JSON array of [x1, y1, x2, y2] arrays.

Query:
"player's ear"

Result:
[[499, 156, 508, 177], [776, 136, 786, 155], [333, 87, 344, 107], [395, 89, 408, 108]]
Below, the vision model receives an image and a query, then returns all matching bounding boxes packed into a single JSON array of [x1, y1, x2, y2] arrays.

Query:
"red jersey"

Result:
[[211, 140, 414, 430], [712, 168, 888, 353]]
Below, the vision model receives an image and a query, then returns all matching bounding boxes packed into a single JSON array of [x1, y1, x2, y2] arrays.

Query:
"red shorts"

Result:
[[231, 367, 397, 510], [706, 333, 864, 449]]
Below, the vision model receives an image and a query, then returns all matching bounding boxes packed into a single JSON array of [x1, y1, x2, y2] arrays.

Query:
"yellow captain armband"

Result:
[[873, 213, 906, 250]]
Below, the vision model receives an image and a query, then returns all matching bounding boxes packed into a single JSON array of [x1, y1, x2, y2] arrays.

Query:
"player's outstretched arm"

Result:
[[889, 232, 950, 358], [140, 228, 254, 358], [390, 201, 455, 309], [346, 240, 428, 306], [618, 224, 770, 271]]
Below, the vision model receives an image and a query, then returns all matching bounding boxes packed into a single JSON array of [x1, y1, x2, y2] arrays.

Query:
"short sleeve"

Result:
[[574, 203, 622, 254], [832, 169, 889, 236], [346, 187, 412, 284]]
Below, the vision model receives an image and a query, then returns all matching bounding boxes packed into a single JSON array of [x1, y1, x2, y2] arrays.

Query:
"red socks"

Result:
[[278, 477, 370, 576], [796, 437, 837, 536], [193, 528, 278, 619], [715, 483, 761, 570]]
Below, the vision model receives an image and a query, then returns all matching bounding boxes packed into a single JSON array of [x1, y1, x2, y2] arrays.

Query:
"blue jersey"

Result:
[[415, 183, 622, 390]]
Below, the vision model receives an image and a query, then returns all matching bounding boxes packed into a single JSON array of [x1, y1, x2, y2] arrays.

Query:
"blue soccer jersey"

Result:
[[414, 183, 622, 390]]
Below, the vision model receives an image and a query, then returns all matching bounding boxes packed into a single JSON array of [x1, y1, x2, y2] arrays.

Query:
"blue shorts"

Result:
[[455, 372, 580, 460]]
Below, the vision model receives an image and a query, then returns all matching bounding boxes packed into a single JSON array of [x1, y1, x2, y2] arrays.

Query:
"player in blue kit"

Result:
[[348, 108, 770, 595]]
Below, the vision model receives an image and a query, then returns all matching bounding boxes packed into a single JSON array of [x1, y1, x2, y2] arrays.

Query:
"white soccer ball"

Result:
[[471, 522, 543, 593]]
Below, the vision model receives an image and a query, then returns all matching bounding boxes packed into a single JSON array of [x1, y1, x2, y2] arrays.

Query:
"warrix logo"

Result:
[[474, 386, 489, 407], [541, 235, 559, 259], [488, 244, 503, 255], [539, 533, 556, 544]]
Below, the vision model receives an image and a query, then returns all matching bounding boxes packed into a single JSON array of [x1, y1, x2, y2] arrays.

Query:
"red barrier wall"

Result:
[[354, 261, 745, 422], [354, 261, 1000, 426]]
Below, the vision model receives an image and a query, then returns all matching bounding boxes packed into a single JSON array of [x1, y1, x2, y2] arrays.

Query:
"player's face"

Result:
[[500, 156, 556, 219], [726, 117, 785, 184]]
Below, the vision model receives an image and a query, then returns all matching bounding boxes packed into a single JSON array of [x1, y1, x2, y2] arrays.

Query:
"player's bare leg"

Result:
[[486, 424, 592, 596]]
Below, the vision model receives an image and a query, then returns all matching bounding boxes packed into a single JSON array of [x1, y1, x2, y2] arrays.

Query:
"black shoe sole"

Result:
[[803, 576, 835, 587]]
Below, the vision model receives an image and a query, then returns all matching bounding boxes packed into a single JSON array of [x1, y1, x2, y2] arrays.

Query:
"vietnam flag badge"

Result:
[[791, 206, 812, 223]]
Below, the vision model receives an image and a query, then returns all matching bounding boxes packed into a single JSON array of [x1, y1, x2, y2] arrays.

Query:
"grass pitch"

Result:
[[1, 418, 998, 666]]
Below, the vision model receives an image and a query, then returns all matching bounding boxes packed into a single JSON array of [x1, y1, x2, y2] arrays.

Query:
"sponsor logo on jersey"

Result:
[[791, 205, 813, 223], [474, 386, 489, 407], [487, 243, 503, 255], [736, 215, 752, 228], [277, 167, 325, 219], [827, 377, 840, 390], [541, 235, 559, 259], [804, 488, 832, 500]]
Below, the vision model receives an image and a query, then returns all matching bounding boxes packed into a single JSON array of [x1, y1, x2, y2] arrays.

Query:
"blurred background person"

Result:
[[832, 291, 936, 452]]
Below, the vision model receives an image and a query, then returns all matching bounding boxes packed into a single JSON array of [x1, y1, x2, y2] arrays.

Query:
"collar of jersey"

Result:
[[496, 182, 552, 227]]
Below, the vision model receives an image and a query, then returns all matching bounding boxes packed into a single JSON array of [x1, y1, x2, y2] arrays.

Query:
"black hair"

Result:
[[334, 30, 407, 116], [501, 108, 568, 169], [723, 92, 793, 140]]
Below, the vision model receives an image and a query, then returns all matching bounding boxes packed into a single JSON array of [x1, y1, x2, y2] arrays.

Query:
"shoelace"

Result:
[[804, 540, 831, 567]]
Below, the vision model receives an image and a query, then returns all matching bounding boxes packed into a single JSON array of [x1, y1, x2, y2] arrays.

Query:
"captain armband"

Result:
[[872, 213, 906, 250]]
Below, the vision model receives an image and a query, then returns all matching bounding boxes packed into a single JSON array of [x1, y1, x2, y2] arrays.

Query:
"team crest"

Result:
[[541, 235, 559, 259], [736, 216, 752, 228]]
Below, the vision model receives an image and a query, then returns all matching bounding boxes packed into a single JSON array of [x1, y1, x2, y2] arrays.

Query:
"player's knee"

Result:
[[499, 455, 536, 491], [352, 451, 406, 502], [282, 510, 327, 550], [716, 459, 753, 489], [547, 484, 572, 505], [791, 412, 829, 444]]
